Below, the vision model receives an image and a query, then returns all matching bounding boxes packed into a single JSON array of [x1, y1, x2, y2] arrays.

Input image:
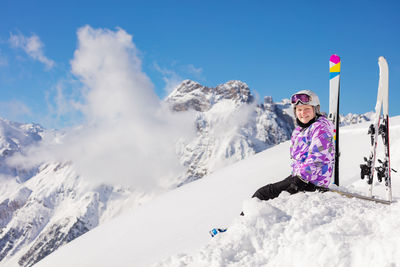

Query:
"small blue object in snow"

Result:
[[209, 228, 227, 237]]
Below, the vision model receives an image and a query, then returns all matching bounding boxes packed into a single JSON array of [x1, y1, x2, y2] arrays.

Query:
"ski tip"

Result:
[[378, 56, 387, 64], [330, 54, 341, 64], [329, 54, 341, 77]]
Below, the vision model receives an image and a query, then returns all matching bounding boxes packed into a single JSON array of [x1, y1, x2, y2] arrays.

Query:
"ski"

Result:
[[329, 54, 341, 186], [318, 187, 391, 205], [376, 57, 392, 202], [360, 56, 392, 203]]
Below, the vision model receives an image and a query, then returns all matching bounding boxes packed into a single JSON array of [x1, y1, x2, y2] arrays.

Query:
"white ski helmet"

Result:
[[291, 89, 321, 116]]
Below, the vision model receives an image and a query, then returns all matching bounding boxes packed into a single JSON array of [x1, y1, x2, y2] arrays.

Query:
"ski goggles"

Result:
[[291, 93, 312, 105]]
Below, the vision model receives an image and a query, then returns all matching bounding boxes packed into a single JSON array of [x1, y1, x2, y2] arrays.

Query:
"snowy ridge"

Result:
[[34, 116, 400, 267], [339, 111, 373, 126], [166, 80, 254, 112], [169, 80, 294, 185], [0, 119, 149, 267], [0, 118, 43, 181], [0, 161, 144, 267]]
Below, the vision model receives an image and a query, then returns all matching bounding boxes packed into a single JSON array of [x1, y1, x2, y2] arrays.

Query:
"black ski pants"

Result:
[[252, 175, 317, 201]]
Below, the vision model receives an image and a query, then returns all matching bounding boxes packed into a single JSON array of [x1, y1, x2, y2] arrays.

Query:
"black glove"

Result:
[[288, 176, 316, 194], [294, 176, 310, 191]]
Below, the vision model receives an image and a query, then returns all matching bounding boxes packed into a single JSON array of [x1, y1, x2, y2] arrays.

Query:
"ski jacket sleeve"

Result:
[[290, 117, 335, 187]]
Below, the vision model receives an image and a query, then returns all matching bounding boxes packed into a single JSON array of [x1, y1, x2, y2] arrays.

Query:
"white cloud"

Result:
[[154, 62, 183, 95], [42, 80, 85, 128], [185, 64, 203, 77], [155, 62, 205, 95], [9, 32, 55, 69], [9, 26, 195, 192]]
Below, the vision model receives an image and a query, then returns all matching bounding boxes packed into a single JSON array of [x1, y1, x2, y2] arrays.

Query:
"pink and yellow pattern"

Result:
[[330, 54, 341, 79]]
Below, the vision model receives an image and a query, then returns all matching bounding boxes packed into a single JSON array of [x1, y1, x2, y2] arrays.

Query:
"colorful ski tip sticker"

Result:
[[330, 54, 341, 79], [330, 54, 341, 64]]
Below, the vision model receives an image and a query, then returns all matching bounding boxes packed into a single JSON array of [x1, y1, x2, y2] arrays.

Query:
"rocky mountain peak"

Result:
[[166, 80, 254, 112], [214, 80, 253, 104], [173, 79, 211, 95], [264, 96, 273, 104]]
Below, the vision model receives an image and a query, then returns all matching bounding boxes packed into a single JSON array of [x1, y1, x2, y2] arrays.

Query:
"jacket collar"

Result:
[[296, 114, 320, 128]]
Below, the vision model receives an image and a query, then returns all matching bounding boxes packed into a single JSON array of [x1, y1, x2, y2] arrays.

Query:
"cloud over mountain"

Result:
[[9, 32, 55, 69]]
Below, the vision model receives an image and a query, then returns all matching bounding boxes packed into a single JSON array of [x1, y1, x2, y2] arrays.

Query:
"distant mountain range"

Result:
[[339, 111, 374, 126], [0, 80, 373, 266]]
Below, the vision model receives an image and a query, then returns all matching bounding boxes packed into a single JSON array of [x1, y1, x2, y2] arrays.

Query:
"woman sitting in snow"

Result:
[[252, 89, 335, 201]]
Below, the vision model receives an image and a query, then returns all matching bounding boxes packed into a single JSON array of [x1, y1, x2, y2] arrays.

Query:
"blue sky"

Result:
[[1, 0, 399, 128]]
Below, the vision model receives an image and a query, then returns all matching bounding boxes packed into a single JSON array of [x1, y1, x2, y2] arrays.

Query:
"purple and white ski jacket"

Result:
[[290, 116, 335, 187]]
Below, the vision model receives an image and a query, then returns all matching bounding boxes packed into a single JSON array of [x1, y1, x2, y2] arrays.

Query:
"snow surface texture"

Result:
[[35, 116, 400, 267]]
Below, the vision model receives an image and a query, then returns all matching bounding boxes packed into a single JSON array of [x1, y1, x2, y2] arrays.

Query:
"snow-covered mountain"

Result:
[[34, 116, 400, 267], [168, 80, 294, 185], [0, 81, 294, 266], [339, 111, 373, 126], [0, 119, 149, 267], [0, 118, 43, 181], [0, 162, 150, 267], [0, 163, 131, 267], [0, 80, 379, 267], [0, 80, 297, 266]]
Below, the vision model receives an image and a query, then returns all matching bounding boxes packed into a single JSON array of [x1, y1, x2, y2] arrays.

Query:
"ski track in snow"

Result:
[[34, 116, 400, 267]]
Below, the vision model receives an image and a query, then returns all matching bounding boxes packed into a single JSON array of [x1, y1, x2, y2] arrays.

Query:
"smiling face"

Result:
[[295, 104, 316, 124]]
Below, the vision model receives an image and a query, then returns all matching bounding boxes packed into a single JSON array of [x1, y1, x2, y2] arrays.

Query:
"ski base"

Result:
[[320, 187, 392, 205]]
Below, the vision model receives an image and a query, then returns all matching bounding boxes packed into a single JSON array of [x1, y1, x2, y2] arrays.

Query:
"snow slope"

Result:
[[35, 116, 400, 267]]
